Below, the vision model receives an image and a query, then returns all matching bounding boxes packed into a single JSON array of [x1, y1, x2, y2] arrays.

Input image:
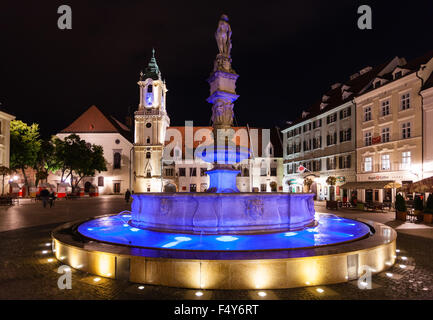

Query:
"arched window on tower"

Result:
[[146, 152, 151, 159], [147, 84, 153, 92], [146, 136, 151, 144], [113, 152, 121, 169]]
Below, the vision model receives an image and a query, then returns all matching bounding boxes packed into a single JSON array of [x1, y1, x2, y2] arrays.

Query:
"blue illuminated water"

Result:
[[77, 213, 370, 251]]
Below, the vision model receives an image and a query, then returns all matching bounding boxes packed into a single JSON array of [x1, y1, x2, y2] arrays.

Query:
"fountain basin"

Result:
[[130, 192, 315, 234]]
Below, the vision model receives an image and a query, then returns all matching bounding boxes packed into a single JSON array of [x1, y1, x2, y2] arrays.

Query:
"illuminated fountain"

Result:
[[52, 15, 397, 290]]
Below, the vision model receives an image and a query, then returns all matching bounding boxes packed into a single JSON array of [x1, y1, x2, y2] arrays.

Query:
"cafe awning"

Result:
[[340, 180, 401, 189], [399, 176, 433, 193]]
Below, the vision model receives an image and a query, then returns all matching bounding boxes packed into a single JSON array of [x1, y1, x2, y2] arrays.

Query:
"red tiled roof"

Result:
[[60, 105, 132, 141]]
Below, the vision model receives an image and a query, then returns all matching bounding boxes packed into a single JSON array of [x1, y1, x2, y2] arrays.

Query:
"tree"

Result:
[[10, 120, 41, 192], [34, 139, 60, 187], [303, 177, 313, 192], [326, 176, 337, 186], [70, 143, 106, 192], [51, 134, 107, 192], [326, 176, 337, 201], [0, 166, 12, 195]]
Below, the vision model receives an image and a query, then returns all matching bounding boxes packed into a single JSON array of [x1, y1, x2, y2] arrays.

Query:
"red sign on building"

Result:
[[298, 165, 306, 173], [372, 136, 381, 144]]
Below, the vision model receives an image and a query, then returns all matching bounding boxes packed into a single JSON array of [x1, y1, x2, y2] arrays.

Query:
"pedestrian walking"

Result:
[[49, 190, 56, 208], [125, 189, 131, 203], [40, 188, 50, 208]]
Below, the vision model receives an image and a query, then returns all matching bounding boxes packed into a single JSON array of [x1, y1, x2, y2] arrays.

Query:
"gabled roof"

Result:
[[60, 105, 132, 141]]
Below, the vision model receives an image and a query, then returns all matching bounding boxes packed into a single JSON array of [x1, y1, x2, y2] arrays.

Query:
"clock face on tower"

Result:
[[146, 92, 153, 107]]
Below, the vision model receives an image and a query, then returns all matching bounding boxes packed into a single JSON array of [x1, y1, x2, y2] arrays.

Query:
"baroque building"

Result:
[[53, 105, 133, 195], [353, 51, 433, 203], [282, 58, 401, 200], [283, 50, 433, 204], [133, 49, 170, 193]]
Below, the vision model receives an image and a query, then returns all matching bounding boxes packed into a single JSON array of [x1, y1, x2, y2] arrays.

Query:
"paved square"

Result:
[[0, 197, 432, 299]]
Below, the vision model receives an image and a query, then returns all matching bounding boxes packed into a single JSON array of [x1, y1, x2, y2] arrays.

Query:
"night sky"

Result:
[[1, 0, 433, 138]]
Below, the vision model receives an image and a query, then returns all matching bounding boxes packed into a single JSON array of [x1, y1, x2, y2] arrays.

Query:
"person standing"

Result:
[[125, 189, 131, 203]]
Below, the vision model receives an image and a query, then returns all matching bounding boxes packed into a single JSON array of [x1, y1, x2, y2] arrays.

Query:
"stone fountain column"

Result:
[[204, 14, 245, 193]]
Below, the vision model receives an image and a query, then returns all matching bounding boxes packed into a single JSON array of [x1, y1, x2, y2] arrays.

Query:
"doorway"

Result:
[[113, 183, 121, 193], [366, 189, 373, 202], [84, 181, 92, 193]]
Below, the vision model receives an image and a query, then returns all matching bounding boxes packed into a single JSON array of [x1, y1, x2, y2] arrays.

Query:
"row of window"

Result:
[[286, 155, 352, 174], [178, 183, 277, 192], [287, 128, 352, 155], [287, 107, 351, 138], [364, 122, 411, 146], [164, 166, 277, 177], [363, 93, 411, 122], [363, 151, 411, 172]]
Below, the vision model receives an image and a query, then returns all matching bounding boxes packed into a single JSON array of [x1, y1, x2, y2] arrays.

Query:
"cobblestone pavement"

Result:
[[0, 197, 432, 299]]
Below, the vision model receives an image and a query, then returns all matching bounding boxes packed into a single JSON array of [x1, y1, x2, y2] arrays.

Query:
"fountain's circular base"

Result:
[[51, 214, 397, 289]]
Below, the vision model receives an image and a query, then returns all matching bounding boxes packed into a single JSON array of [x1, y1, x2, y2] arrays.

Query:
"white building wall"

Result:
[[0, 111, 15, 194], [49, 133, 133, 194], [421, 86, 433, 179]]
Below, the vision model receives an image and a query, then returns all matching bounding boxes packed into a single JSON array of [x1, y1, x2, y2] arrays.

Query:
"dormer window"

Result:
[[342, 91, 352, 100], [392, 67, 409, 80], [341, 85, 351, 92]]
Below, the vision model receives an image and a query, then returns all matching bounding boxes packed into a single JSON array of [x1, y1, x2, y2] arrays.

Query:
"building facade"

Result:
[[281, 59, 400, 200], [158, 126, 283, 193], [420, 71, 433, 179], [51, 105, 133, 195], [354, 52, 433, 203], [0, 108, 16, 194], [0, 109, 15, 168]]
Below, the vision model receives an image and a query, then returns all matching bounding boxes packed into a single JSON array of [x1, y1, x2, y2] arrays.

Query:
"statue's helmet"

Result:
[[220, 14, 229, 22]]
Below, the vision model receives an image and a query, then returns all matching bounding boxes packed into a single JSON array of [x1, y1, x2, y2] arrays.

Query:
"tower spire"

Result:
[[141, 48, 161, 80]]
